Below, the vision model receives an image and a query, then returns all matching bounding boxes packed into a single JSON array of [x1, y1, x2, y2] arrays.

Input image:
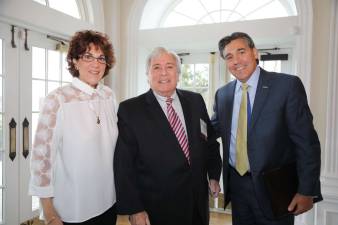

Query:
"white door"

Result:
[[1, 21, 24, 225], [0, 21, 72, 224]]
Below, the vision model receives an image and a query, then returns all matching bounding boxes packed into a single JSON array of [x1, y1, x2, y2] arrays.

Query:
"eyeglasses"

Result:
[[80, 53, 107, 65]]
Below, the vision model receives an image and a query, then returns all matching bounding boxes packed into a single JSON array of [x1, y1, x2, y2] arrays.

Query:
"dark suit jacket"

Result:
[[114, 89, 222, 225], [211, 68, 322, 219]]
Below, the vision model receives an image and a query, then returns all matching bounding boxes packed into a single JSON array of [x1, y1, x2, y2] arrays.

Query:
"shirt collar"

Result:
[[152, 90, 178, 103], [72, 77, 105, 96], [235, 65, 260, 92]]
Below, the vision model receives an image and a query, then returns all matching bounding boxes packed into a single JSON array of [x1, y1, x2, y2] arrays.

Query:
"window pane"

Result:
[[180, 64, 209, 91], [0, 188, 2, 223], [163, 12, 196, 27], [259, 60, 281, 72], [222, 10, 242, 22], [236, 0, 274, 18], [48, 50, 61, 81], [32, 196, 39, 211], [0, 114, 2, 151], [201, 0, 222, 13], [32, 80, 46, 112], [244, 1, 288, 20], [0, 39, 2, 75], [180, 64, 194, 87], [32, 113, 39, 147], [175, 0, 207, 21], [62, 53, 72, 82], [194, 64, 209, 87], [0, 78, 2, 151], [221, 0, 239, 10], [179, 63, 210, 110], [32, 47, 46, 79], [49, 0, 80, 19], [0, 78, 2, 112], [47, 81, 60, 94], [160, 0, 297, 28], [199, 15, 214, 24], [0, 152, 2, 185]]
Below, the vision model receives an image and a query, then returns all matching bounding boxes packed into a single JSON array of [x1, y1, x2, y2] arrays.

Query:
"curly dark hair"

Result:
[[67, 30, 115, 77], [218, 32, 258, 64], [218, 32, 256, 59]]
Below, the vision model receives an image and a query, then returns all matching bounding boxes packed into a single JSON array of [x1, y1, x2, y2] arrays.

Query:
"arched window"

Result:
[[33, 0, 81, 19], [163, 0, 297, 27], [140, 0, 297, 29]]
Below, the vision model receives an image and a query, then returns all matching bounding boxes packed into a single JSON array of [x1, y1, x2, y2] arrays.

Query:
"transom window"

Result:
[[161, 0, 297, 28], [32, 0, 81, 19]]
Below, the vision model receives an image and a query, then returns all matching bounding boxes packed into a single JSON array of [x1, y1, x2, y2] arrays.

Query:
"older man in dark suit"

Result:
[[212, 32, 322, 225], [114, 47, 222, 225]]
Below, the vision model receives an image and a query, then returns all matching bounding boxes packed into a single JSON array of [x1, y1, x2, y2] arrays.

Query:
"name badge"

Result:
[[200, 119, 207, 138]]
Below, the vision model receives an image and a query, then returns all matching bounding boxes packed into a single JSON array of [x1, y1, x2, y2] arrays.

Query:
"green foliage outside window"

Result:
[[180, 64, 209, 90]]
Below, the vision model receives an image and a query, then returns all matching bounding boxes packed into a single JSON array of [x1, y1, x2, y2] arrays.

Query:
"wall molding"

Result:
[[294, 0, 313, 98], [123, 0, 147, 99], [317, 0, 338, 224], [324, 0, 338, 177]]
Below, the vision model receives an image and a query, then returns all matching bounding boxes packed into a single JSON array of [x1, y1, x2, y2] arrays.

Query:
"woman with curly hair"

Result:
[[29, 30, 118, 225]]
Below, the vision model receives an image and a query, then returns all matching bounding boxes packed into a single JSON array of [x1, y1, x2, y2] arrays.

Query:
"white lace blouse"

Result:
[[29, 78, 118, 223]]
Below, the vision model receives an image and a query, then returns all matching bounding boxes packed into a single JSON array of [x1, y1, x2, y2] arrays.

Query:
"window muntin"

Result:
[[33, 0, 80, 19], [161, 0, 296, 28]]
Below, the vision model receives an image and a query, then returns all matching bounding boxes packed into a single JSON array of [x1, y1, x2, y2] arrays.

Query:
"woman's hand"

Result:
[[40, 198, 63, 225]]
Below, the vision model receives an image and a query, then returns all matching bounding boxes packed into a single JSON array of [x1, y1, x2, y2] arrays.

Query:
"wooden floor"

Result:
[[116, 212, 232, 225]]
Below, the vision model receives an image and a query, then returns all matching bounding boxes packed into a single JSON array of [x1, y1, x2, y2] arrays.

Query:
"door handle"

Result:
[[9, 118, 17, 161], [22, 118, 29, 158]]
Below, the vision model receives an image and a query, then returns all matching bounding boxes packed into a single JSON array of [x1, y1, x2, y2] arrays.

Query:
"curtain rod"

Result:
[[46, 34, 69, 44], [258, 47, 281, 51], [0, 18, 70, 44]]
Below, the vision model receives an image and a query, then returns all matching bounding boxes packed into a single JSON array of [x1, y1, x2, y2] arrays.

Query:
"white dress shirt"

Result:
[[153, 90, 188, 134], [229, 66, 260, 168], [29, 78, 118, 222]]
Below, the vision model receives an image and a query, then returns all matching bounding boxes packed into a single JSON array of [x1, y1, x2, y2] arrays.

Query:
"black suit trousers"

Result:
[[229, 167, 294, 225]]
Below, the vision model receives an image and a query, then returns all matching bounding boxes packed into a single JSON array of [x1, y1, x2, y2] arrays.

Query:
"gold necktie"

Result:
[[236, 83, 249, 175]]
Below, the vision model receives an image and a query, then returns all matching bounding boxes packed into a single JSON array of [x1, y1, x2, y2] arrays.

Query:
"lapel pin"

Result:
[[262, 86, 269, 89]]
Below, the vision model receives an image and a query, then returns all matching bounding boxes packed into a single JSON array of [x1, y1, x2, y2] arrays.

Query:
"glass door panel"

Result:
[[1, 21, 21, 225], [30, 43, 71, 212]]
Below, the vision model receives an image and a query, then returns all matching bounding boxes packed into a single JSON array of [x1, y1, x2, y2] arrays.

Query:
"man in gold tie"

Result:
[[211, 32, 322, 225]]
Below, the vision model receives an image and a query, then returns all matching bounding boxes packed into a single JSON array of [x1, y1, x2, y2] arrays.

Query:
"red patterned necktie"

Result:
[[166, 97, 190, 164]]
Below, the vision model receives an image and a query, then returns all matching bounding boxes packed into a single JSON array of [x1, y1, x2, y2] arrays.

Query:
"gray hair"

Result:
[[146, 47, 181, 75]]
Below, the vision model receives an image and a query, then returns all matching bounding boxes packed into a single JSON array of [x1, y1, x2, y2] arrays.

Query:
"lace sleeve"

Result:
[[29, 91, 61, 197]]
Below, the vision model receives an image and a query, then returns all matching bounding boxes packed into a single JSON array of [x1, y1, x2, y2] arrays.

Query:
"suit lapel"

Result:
[[145, 90, 178, 142], [224, 81, 236, 134], [249, 69, 271, 134]]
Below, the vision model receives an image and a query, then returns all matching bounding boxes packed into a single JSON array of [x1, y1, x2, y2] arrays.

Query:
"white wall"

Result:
[[311, 0, 338, 224], [102, 0, 122, 100]]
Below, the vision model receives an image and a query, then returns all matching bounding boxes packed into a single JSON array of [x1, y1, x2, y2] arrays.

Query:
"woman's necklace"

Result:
[[88, 99, 101, 125]]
